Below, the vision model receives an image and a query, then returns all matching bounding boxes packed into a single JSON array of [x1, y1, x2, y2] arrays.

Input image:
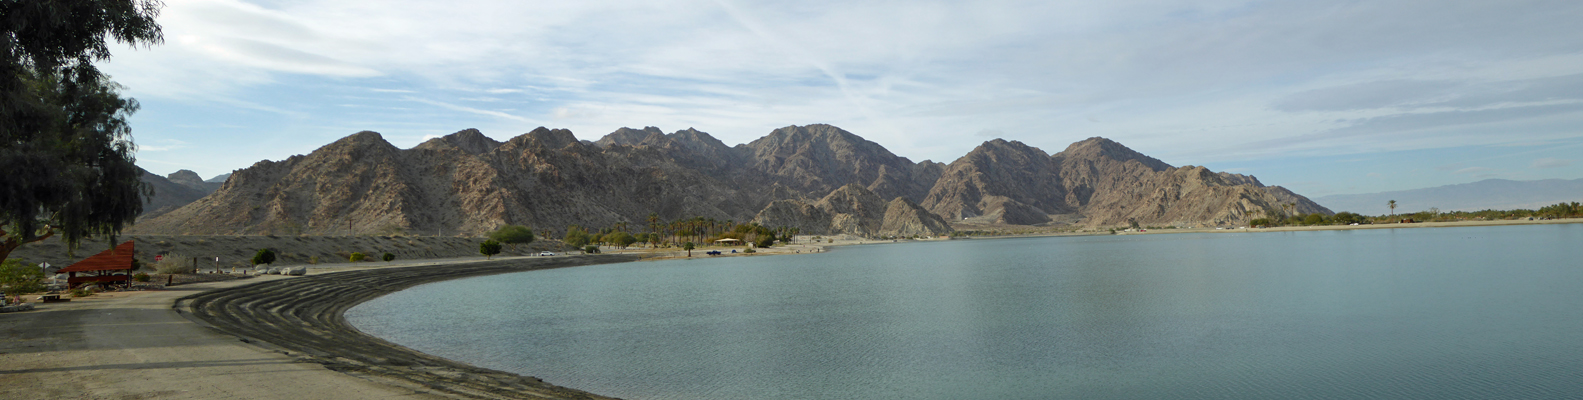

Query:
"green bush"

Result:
[[489, 224, 536, 244], [252, 248, 276, 265], [349, 252, 367, 262], [479, 240, 502, 259], [744, 248, 756, 254], [754, 236, 775, 248], [0, 258, 46, 294], [133, 272, 151, 282], [382, 252, 395, 262], [583, 245, 601, 254]]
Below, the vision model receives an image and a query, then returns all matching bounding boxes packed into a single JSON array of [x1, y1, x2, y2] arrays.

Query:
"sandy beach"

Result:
[[3, 217, 1579, 399]]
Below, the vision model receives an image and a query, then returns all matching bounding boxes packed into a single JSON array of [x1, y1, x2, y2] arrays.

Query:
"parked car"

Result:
[[539, 251, 555, 256]]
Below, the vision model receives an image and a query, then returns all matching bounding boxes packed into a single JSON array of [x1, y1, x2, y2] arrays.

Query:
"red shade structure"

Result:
[[59, 241, 135, 288]]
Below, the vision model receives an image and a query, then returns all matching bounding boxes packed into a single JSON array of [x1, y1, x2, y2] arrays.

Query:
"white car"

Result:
[[539, 251, 555, 256]]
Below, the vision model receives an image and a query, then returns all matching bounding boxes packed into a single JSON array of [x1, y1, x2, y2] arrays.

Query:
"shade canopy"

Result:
[[58, 241, 135, 273]]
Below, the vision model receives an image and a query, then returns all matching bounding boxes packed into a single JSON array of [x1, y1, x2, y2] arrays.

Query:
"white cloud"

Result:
[[1532, 158, 1573, 169]]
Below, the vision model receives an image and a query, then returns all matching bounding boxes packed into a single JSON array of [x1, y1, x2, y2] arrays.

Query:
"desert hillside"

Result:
[[132, 124, 1330, 236]]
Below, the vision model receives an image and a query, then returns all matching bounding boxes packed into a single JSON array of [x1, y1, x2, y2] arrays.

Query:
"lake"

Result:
[[347, 224, 1583, 399]]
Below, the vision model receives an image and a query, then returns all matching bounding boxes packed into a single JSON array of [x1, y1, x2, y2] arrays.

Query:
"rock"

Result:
[[284, 266, 307, 276]]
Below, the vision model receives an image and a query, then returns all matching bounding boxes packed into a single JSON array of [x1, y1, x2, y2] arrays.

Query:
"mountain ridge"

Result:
[[131, 125, 1330, 236]]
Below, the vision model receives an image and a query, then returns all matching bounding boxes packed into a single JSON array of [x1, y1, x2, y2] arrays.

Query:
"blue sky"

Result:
[[103, 0, 1583, 197]]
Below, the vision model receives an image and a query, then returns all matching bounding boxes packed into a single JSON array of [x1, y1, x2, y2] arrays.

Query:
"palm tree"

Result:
[[1388, 200, 1397, 216]]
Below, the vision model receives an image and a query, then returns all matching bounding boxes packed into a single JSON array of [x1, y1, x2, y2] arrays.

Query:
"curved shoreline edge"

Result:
[[177, 255, 641, 400]]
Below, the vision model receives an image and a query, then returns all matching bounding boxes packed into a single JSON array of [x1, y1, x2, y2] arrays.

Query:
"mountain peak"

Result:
[[439, 128, 501, 154], [1057, 137, 1171, 171]]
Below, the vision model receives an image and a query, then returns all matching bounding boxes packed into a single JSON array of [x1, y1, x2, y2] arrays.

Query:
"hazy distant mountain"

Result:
[[137, 168, 209, 220], [204, 173, 231, 183], [165, 169, 223, 193], [131, 125, 1330, 236], [1314, 178, 1583, 215]]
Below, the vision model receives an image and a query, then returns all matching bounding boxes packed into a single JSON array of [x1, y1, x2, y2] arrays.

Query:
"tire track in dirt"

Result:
[[179, 255, 641, 399]]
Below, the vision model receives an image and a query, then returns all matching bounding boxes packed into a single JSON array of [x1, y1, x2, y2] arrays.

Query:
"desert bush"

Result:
[[0, 258, 46, 294], [252, 248, 276, 265], [309, 256, 319, 264], [349, 252, 367, 262], [744, 248, 756, 254], [71, 287, 95, 297], [133, 273, 151, 282], [382, 252, 395, 262], [155, 253, 194, 274], [583, 245, 600, 254]]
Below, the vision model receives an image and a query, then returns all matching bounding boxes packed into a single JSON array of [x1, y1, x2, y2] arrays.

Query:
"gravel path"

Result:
[[178, 254, 640, 400]]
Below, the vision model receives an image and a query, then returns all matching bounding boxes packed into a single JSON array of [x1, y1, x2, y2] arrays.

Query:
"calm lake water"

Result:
[[347, 224, 1583, 399]]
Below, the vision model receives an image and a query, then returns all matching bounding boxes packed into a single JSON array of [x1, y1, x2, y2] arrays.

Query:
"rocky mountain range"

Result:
[[131, 124, 1330, 237]]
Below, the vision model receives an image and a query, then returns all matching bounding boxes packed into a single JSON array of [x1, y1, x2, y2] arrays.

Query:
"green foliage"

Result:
[[563, 226, 590, 247], [1249, 218, 1272, 227], [252, 248, 276, 265], [1303, 213, 1325, 225], [133, 272, 150, 282], [743, 248, 756, 254], [488, 225, 535, 244], [479, 240, 502, 259], [1, 0, 165, 263], [0, 258, 46, 294], [1332, 212, 1365, 225], [382, 252, 395, 262], [683, 241, 695, 257], [349, 252, 367, 262], [754, 236, 775, 248], [583, 245, 601, 254], [606, 231, 637, 248]]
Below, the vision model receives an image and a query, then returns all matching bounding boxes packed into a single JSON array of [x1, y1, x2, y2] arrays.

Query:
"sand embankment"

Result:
[[2, 255, 637, 400]]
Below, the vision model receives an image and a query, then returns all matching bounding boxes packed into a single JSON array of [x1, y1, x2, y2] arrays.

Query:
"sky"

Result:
[[103, 0, 1583, 197]]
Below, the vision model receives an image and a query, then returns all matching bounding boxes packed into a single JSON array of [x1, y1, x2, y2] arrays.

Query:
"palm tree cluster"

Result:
[[564, 213, 800, 249]]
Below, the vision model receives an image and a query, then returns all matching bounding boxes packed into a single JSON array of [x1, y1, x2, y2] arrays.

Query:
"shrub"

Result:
[[308, 256, 319, 265], [0, 258, 46, 294], [349, 252, 367, 262], [583, 245, 600, 254], [252, 248, 276, 265], [744, 248, 756, 254], [155, 253, 194, 274], [71, 287, 95, 297], [382, 252, 395, 262], [479, 240, 502, 259], [754, 236, 775, 248], [133, 272, 151, 282]]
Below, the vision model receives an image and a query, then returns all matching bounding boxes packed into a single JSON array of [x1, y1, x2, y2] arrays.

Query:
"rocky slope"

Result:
[[922, 137, 1330, 227], [133, 125, 1328, 237], [752, 184, 952, 237]]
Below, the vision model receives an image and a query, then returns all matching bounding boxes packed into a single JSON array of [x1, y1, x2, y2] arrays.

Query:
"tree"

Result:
[[583, 245, 600, 254], [349, 252, 366, 262], [754, 236, 775, 248], [563, 226, 590, 247], [1, 0, 164, 263], [251, 249, 276, 265], [682, 241, 695, 257], [1388, 200, 1397, 216], [488, 224, 535, 244], [479, 240, 502, 259], [1303, 213, 1324, 225], [382, 252, 395, 262], [607, 231, 637, 248]]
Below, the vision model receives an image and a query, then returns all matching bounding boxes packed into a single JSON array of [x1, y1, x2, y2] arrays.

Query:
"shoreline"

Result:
[[177, 254, 640, 400], [6, 219, 1579, 398]]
